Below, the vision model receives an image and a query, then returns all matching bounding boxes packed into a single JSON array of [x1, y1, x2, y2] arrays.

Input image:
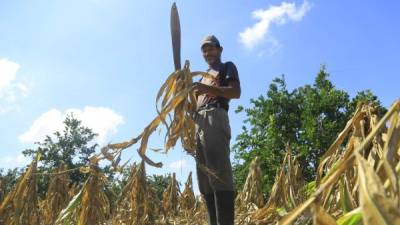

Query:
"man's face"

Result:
[[201, 44, 222, 66]]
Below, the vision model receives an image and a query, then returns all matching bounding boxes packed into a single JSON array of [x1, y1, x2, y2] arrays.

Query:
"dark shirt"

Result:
[[196, 61, 240, 111]]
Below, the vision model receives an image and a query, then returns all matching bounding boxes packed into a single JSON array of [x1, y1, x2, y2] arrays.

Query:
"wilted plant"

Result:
[[98, 61, 216, 170], [276, 101, 400, 225], [245, 148, 306, 225], [0, 155, 40, 225], [179, 172, 196, 212], [235, 156, 265, 225], [42, 163, 71, 225], [55, 164, 110, 225], [112, 164, 137, 225], [163, 172, 180, 219], [129, 161, 155, 225], [236, 156, 265, 209]]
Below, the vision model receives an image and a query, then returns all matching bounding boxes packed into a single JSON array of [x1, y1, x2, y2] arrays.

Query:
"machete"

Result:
[[171, 2, 181, 71]]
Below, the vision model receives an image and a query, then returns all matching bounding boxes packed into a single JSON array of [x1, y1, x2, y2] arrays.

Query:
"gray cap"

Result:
[[201, 35, 221, 49]]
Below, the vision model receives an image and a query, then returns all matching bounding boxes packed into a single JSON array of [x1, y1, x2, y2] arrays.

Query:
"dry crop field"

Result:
[[1, 101, 400, 225], [1, 62, 400, 225]]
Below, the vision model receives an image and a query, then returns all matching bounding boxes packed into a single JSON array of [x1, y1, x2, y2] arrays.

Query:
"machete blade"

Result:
[[171, 2, 181, 71]]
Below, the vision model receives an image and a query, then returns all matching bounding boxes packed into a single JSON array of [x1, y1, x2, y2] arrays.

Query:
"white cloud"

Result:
[[239, 1, 312, 50], [0, 58, 30, 113], [19, 106, 124, 145], [169, 159, 187, 170], [15, 83, 29, 97], [19, 109, 64, 143]]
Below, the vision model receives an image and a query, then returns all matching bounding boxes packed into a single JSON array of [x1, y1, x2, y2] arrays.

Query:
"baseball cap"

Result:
[[200, 35, 221, 49]]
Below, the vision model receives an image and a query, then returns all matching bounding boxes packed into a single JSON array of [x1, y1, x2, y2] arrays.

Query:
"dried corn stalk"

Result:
[[127, 161, 155, 225], [356, 151, 400, 224], [250, 148, 305, 225], [68, 183, 80, 200], [0, 156, 39, 225], [99, 61, 214, 168], [278, 101, 400, 225], [236, 156, 264, 208], [42, 163, 72, 225], [78, 165, 110, 225], [194, 196, 208, 223], [179, 172, 196, 212], [162, 172, 180, 219], [172, 193, 208, 225], [235, 156, 265, 225], [55, 164, 110, 225], [112, 164, 138, 225]]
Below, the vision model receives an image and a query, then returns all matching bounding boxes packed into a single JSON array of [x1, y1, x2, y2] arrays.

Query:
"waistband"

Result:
[[197, 102, 228, 112]]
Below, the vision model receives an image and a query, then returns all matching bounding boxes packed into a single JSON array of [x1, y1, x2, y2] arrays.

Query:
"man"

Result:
[[192, 35, 241, 225]]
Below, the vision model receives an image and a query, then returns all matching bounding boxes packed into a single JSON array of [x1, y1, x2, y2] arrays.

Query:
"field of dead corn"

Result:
[[1, 63, 400, 225], [1, 101, 400, 225]]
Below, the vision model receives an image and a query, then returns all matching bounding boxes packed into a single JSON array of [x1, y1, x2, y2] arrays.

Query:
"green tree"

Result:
[[233, 66, 385, 196], [233, 74, 302, 195], [22, 113, 98, 196], [294, 67, 350, 180], [0, 168, 23, 201], [148, 174, 177, 201], [347, 89, 387, 117]]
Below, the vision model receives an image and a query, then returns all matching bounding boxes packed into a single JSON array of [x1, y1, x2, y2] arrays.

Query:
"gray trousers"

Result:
[[194, 107, 234, 195]]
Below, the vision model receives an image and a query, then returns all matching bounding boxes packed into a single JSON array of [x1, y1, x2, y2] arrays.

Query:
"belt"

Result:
[[197, 102, 227, 112]]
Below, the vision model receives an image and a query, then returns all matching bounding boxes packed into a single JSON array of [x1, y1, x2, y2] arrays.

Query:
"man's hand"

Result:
[[192, 82, 215, 96], [193, 80, 241, 99]]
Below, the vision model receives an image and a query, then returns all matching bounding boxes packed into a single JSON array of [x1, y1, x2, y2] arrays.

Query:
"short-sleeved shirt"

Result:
[[196, 61, 240, 111]]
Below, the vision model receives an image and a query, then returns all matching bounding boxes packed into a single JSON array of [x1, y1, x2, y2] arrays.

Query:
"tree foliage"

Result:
[[0, 168, 23, 201], [9, 114, 179, 201], [148, 174, 174, 201], [22, 113, 98, 196], [23, 114, 97, 169], [233, 66, 385, 195]]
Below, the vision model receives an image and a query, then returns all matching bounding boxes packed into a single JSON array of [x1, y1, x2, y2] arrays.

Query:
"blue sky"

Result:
[[1, 0, 399, 193]]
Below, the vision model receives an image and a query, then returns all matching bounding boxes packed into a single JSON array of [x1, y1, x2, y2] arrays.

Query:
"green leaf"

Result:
[[337, 207, 363, 225], [55, 182, 85, 225]]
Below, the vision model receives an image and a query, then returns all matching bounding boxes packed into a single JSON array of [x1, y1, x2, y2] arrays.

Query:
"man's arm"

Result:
[[192, 80, 241, 99]]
